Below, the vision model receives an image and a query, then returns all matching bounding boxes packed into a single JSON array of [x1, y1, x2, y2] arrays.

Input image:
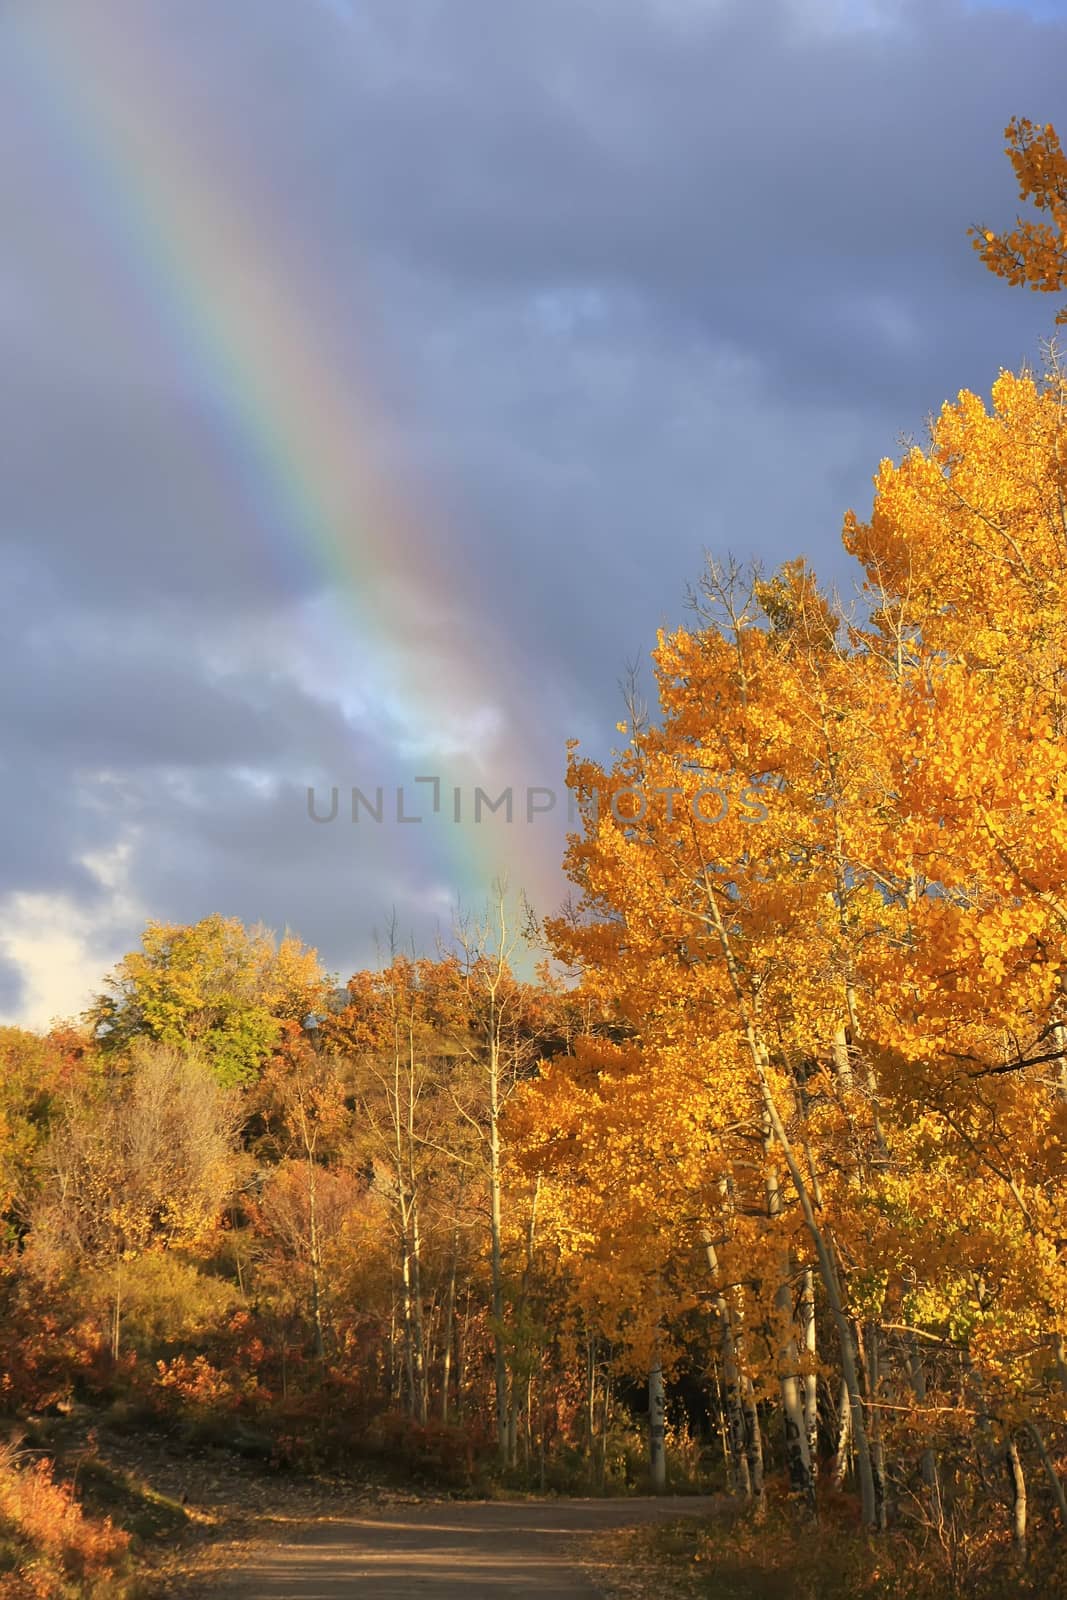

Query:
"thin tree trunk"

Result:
[[455, 1287, 471, 1417], [306, 1155, 326, 1362], [711, 1358, 733, 1489], [964, 1353, 996, 1491], [702, 1227, 752, 1497], [390, 1001, 423, 1421], [488, 1035, 509, 1464], [399, 1229, 417, 1414], [1054, 1332, 1067, 1395], [830, 1374, 852, 1491], [585, 1334, 596, 1465], [409, 1202, 428, 1424], [764, 1116, 816, 1511], [832, 1025, 854, 1095], [386, 1296, 398, 1405], [1006, 1435, 1028, 1564], [538, 1362, 547, 1492], [908, 1340, 939, 1497], [441, 1230, 459, 1423], [649, 1360, 667, 1491], [598, 1364, 612, 1488], [801, 1267, 818, 1476], [231, 1203, 246, 1297], [1054, 1022, 1067, 1106], [863, 1321, 888, 1530], [776, 1271, 815, 1508], [758, 1068, 878, 1526], [404, 1015, 429, 1424], [741, 1371, 765, 1504]]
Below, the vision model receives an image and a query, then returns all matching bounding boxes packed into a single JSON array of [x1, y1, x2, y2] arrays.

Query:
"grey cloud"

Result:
[[1, 0, 1063, 1015]]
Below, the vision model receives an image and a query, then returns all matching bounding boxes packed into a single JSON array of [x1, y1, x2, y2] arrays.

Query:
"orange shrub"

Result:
[[0, 1443, 129, 1598]]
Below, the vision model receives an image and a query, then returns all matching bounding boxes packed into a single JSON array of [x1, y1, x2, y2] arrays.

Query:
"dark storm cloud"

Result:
[[241, 0, 1060, 399], [1, 0, 1063, 1016], [122, 776, 465, 975], [0, 612, 372, 775]]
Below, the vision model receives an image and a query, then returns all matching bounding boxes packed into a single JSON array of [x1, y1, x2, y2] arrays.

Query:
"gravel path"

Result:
[[221, 1495, 710, 1598]]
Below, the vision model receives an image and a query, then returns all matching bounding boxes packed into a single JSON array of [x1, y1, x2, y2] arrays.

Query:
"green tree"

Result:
[[88, 915, 325, 1087]]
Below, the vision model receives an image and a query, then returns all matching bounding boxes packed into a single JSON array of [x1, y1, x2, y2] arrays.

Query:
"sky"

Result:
[[0, 0, 1064, 1027]]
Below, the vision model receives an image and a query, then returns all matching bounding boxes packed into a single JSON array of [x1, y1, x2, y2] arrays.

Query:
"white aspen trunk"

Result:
[[398, 1223, 417, 1415], [830, 1374, 852, 1491], [742, 1371, 765, 1502], [710, 1358, 733, 1487], [1054, 1332, 1067, 1395], [306, 1153, 326, 1362], [387, 1297, 398, 1405], [523, 1371, 534, 1471], [405, 1013, 429, 1425], [832, 1024, 864, 1191], [504, 1175, 540, 1470], [702, 1228, 752, 1497], [441, 1230, 459, 1423], [1053, 1022, 1067, 1106], [727, 1379, 753, 1497], [455, 1288, 471, 1416], [295, 1094, 326, 1363], [864, 1321, 888, 1530], [831, 1025, 853, 1095], [649, 1361, 667, 1492], [828, 793, 886, 1162], [598, 1366, 612, 1489], [488, 1027, 509, 1464], [729, 1273, 764, 1502], [1006, 1436, 1028, 1564], [585, 1334, 596, 1465], [764, 1118, 815, 1510], [907, 1340, 939, 1497], [776, 1282, 815, 1509], [391, 1007, 420, 1419], [801, 1267, 818, 1476], [409, 1202, 429, 1424], [964, 1354, 996, 1490], [538, 1363, 547, 1492], [758, 1068, 878, 1526]]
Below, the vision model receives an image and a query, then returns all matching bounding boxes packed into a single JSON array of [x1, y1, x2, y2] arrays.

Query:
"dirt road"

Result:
[[221, 1495, 710, 1598]]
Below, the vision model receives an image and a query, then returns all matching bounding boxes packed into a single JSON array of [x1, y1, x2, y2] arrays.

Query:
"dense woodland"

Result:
[[5, 118, 1067, 1599]]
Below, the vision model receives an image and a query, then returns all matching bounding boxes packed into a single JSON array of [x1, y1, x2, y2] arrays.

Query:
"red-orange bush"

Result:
[[0, 1277, 123, 1419], [0, 1443, 129, 1598]]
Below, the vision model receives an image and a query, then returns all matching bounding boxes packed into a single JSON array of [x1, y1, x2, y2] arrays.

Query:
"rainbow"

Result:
[[16, 2, 566, 928]]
